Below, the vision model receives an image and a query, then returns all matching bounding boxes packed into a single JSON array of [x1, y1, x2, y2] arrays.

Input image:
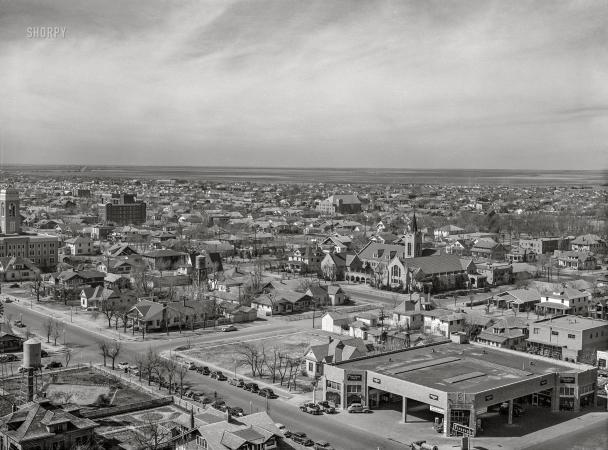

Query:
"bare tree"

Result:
[[235, 342, 263, 377], [263, 346, 281, 383], [128, 411, 174, 450], [175, 361, 189, 399], [51, 322, 61, 346], [161, 357, 178, 394], [64, 346, 72, 368], [96, 338, 109, 367], [105, 340, 122, 370], [42, 317, 55, 343]]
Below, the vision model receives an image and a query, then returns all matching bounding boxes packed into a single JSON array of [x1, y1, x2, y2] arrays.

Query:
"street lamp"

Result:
[[63, 329, 66, 345], [170, 339, 172, 357], [70, 306, 73, 323]]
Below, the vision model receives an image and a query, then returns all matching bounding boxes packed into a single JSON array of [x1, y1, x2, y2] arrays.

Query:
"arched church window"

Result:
[[8, 203, 15, 217]]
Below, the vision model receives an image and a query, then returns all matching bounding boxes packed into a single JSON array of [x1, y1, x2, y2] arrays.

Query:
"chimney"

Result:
[[328, 336, 333, 344], [11, 403, 17, 413], [190, 409, 195, 429]]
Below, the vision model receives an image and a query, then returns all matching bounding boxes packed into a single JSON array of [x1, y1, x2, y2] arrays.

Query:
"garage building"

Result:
[[323, 340, 598, 437]]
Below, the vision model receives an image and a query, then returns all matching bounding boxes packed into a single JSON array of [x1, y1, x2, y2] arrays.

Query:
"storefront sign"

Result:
[[485, 394, 493, 401], [372, 377, 381, 384], [347, 374, 362, 381], [452, 423, 474, 437], [429, 394, 439, 401], [560, 376, 575, 384], [476, 407, 487, 414], [540, 380, 548, 386], [430, 405, 444, 414]]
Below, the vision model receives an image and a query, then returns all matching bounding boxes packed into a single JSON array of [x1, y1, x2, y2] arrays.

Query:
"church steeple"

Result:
[[411, 211, 418, 233]]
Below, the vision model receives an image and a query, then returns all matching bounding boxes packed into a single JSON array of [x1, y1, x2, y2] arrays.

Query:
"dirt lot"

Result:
[[0, 368, 158, 415], [180, 331, 326, 375]]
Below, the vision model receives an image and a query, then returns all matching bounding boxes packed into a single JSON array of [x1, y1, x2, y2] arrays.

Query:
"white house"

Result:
[[65, 236, 94, 256]]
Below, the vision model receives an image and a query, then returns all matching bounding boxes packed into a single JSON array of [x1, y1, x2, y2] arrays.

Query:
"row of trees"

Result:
[[235, 342, 304, 391]]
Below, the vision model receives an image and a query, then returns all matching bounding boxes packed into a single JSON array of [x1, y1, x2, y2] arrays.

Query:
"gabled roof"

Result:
[[402, 254, 465, 276]]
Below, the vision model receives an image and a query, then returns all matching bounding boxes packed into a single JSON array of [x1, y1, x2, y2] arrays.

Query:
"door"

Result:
[[532, 393, 538, 406]]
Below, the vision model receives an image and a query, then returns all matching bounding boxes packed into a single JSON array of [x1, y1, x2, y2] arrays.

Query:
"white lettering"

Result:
[[54, 27, 60, 37], [32, 27, 39, 38], [27, 27, 32, 38], [61, 27, 67, 38], [47, 27, 53, 38], [40, 27, 46, 38]]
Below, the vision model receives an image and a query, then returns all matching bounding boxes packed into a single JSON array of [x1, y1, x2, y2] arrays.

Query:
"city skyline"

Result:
[[1, 0, 607, 169]]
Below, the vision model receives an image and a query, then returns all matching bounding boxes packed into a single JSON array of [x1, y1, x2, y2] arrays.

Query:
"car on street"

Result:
[[299, 402, 321, 415], [197, 366, 210, 375], [434, 294, 447, 299], [243, 382, 259, 393], [40, 350, 48, 358], [317, 401, 335, 414], [291, 432, 313, 446], [9, 283, 19, 288], [258, 388, 277, 398], [3, 298, 12, 303], [275, 423, 288, 436], [184, 361, 197, 370], [118, 362, 130, 370], [499, 402, 525, 416], [221, 325, 237, 332], [347, 403, 371, 413], [215, 372, 227, 381], [45, 361, 63, 370], [229, 378, 245, 387], [314, 442, 334, 450], [13, 321, 26, 328], [0, 354, 18, 362]]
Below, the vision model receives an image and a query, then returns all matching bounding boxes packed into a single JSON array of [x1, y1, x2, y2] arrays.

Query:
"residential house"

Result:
[[106, 243, 140, 258], [390, 295, 431, 330], [64, 236, 94, 256], [589, 297, 608, 320], [303, 337, 367, 377], [535, 287, 591, 316], [423, 309, 466, 337], [470, 239, 508, 261], [320, 252, 348, 281], [434, 225, 465, 239], [0, 256, 37, 281], [555, 251, 597, 270], [491, 288, 542, 313], [506, 247, 536, 263], [476, 316, 530, 349], [476, 262, 513, 286], [80, 286, 124, 310], [0, 323, 24, 352], [142, 249, 188, 271], [570, 234, 606, 253], [321, 311, 352, 333], [251, 290, 312, 316], [0, 400, 98, 450]]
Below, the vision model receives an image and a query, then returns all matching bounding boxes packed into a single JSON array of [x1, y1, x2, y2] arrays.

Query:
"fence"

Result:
[[282, 304, 377, 321], [82, 397, 173, 419]]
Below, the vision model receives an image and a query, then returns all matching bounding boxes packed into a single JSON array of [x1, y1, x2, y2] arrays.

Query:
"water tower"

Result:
[[195, 253, 207, 283], [19, 339, 42, 404]]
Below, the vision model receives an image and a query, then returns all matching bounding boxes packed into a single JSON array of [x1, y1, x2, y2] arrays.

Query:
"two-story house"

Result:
[[535, 287, 591, 316], [476, 316, 529, 349], [64, 236, 94, 256]]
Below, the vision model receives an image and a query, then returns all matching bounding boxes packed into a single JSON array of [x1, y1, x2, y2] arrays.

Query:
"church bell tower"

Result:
[[0, 188, 21, 235], [403, 211, 422, 258]]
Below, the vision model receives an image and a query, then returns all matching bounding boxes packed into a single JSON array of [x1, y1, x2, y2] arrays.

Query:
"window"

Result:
[[326, 380, 341, 390], [308, 362, 313, 372], [533, 328, 540, 334], [568, 334, 575, 339], [347, 384, 362, 393], [551, 331, 559, 336], [196, 436, 207, 449]]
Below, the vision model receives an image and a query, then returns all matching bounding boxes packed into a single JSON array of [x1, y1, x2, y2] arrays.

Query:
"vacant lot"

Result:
[[180, 331, 326, 375], [45, 383, 112, 405]]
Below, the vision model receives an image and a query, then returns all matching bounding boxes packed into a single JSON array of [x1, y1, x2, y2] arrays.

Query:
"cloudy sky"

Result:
[[0, 0, 606, 169]]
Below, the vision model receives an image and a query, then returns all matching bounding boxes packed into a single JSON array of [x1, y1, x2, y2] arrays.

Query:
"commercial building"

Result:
[[519, 237, 566, 255], [316, 194, 362, 215], [98, 193, 146, 225], [0, 188, 59, 272], [475, 262, 513, 286], [526, 315, 608, 362], [323, 341, 598, 438]]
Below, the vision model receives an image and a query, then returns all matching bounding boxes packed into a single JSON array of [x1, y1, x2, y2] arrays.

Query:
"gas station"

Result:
[[323, 340, 598, 438]]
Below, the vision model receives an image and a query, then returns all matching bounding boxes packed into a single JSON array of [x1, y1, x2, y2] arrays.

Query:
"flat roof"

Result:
[[533, 316, 608, 331], [338, 342, 587, 394]]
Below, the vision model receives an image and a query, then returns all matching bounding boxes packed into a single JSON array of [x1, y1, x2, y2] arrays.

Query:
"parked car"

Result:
[[184, 361, 196, 370], [118, 362, 130, 370], [434, 294, 447, 299], [221, 325, 237, 332], [45, 361, 63, 370], [201, 367, 210, 375], [13, 321, 26, 328], [499, 402, 525, 416], [216, 372, 227, 381], [40, 350, 48, 358], [317, 401, 335, 414], [9, 283, 19, 288], [228, 406, 245, 417], [314, 442, 334, 450], [243, 382, 259, 392], [275, 423, 288, 436], [258, 388, 276, 398], [3, 298, 12, 303], [229, 378, 245, 387], [291, 431, 314, 446], [347, 403, 371, 413], [0, 354, 18, 362], [300, 402, 321, 415]]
